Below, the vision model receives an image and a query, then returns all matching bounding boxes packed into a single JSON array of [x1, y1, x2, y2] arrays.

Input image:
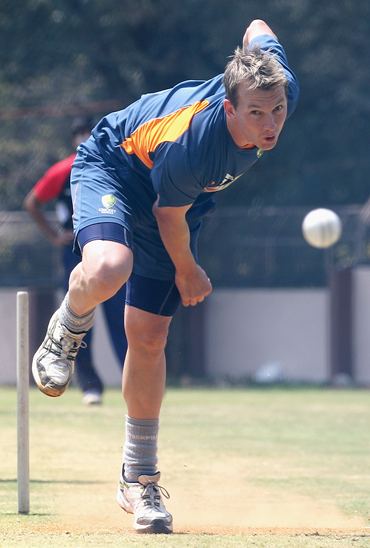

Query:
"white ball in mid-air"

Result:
[[302, 208, 342, 248]]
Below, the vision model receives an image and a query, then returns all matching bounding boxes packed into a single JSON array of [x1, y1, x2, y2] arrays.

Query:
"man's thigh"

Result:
[[71, 143, 134, 239]]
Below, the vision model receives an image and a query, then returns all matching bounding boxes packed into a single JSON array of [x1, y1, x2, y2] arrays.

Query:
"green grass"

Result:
[[1, 386, 370, 547]]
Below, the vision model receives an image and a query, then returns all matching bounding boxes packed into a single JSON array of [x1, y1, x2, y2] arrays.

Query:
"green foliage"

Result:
[[1, 1, 370, 209]]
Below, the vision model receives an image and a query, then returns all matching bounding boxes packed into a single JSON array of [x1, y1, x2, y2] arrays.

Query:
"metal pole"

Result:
[[17, 291, 30, 514]]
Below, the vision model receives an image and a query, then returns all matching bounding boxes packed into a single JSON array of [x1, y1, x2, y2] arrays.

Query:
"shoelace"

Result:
[[45, 323, 86, 360], [141, 482, 170, 509], [60, 336, 87, 357]]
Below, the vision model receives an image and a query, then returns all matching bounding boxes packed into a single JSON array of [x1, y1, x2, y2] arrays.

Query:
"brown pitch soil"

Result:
[[22, 476, 368, 538]]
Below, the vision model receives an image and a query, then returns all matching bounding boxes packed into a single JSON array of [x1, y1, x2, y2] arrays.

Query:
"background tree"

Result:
[[1, 0, 370, 209]]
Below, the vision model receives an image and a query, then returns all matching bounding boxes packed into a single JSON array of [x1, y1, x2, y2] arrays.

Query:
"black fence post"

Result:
[[329, 267, 353, 384]]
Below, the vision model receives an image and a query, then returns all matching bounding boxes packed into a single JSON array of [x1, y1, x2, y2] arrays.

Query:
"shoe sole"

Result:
[[116, 488, 173, 534], [137, 519, 173, 534], [32, 350, 68, 398], [31, 310, 72, 398]]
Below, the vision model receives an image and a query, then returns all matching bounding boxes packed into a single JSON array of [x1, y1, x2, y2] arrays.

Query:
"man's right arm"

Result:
[[151, 143, 213, 306], [25, 156, 75, 246], [152, 198, 212, 306]]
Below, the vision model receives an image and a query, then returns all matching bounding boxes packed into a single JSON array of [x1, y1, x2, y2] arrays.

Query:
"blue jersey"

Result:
[[72, 34, 299, 279], [90, 34, 299, 220]]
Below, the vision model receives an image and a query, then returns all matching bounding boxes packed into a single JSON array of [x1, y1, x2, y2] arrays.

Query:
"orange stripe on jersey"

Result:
[[121, 99, 209, 169]]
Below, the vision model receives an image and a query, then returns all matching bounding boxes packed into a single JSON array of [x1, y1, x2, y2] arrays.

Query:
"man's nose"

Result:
[[264, 114, 276, 131]]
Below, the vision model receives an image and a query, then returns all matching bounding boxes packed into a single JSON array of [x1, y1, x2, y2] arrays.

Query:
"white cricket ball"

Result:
[[302, 208, 342, 248]]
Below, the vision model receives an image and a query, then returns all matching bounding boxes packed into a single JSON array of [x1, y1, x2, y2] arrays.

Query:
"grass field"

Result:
[[1, 386, 370, 547]]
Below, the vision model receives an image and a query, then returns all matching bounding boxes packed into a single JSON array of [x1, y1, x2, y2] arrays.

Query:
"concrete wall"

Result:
[[353, 267, 370, 385], [1, 291, 18, 384], [2, 269, 370, 386], [205, 289, 328, 383]]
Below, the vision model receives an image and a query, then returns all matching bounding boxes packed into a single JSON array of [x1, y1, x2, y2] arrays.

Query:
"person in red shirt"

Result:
[[24, 118, 127, 405]]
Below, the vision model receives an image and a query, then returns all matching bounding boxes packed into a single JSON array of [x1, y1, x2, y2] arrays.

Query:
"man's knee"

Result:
[[80, 240, 132, 298], [125, 308, 171, 354]]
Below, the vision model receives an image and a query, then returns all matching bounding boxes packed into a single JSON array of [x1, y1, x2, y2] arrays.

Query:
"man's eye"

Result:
[[274, 105, 284, 112], [250, 110, 261, 116]]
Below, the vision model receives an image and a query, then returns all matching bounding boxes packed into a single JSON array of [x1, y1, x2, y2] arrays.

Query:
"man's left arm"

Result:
[[242, 19, 277, 47], [243, 19, 300, 117]]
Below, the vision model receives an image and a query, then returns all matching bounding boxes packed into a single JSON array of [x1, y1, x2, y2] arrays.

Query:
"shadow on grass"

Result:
[[2, 511, 52, 516], [0, 478, 107, 485]]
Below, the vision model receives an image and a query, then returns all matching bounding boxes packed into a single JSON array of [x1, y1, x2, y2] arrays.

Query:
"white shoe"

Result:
[[82, 391, 102, 406], [117, 472, 173, 534], [32, 310, 86, 397]]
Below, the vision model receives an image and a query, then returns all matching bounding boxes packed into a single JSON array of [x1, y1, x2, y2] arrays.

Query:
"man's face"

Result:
[[224, 83, 288, 150]]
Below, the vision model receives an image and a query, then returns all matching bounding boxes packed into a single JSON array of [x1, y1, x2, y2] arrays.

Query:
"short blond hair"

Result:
[[223, 46, 287, 107]]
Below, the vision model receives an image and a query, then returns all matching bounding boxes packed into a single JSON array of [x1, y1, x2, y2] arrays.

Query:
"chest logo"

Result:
[[204, 173, 243, 193]]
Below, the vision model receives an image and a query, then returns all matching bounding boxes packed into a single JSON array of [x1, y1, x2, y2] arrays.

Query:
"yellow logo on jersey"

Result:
[[101, 194, 116, 209]]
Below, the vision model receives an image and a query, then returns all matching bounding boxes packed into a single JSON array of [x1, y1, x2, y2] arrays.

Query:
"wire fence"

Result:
[[1, 206, 369, 289], [199, 205, 369, 287], [0, 212, 62, 289]]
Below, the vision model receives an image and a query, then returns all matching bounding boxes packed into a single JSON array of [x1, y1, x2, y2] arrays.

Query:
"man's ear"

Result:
[[224, 98, 236, 119]]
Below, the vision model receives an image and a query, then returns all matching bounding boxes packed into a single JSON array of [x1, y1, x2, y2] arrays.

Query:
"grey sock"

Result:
[[123, 415, 159, 482], [58, 293, 95, 334]]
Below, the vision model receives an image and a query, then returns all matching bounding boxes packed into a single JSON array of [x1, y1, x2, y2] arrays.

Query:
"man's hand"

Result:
[[24, 190, 74, 247], [51, 229, 74, 247], [243, 19, 277, 50], [175, 264, 212, 307]]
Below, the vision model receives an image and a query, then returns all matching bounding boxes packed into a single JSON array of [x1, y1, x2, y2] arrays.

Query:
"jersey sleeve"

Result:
[[248, 34, 300, 118], [150, 143, 204, 207], [33, 154, 75, 203]]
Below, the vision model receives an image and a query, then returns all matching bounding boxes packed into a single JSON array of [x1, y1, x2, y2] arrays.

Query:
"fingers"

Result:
[[182, 300, 200, 307], [182, 294, 208, 307], [176, 266, 213, 307]]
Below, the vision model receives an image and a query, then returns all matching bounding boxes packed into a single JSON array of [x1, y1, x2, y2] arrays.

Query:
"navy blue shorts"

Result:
[[71, 138, 201, 281], [77, 223, 181, 317]]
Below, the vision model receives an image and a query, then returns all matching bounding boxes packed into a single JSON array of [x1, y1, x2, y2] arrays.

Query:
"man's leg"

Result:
[[115, 274, 181, 534], [62, 245, 104, 403], [68, 240, 132, 314], [117, 305, 173, 534], [123, 306, 170, 419], [32, 240, 133, 397]]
